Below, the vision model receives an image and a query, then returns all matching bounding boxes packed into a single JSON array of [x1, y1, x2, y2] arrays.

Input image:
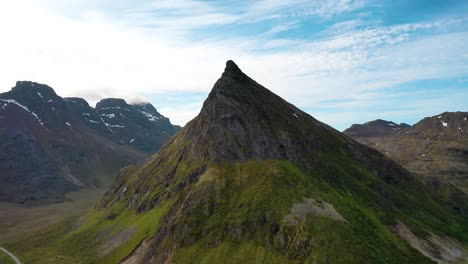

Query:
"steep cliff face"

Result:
[[0, 81, 179, 204]]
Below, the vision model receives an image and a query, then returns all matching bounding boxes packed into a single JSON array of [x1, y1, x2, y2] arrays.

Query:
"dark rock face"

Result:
[[0, 81, 180, 204], [171, 60, 347, 168], [96, 99, 181, 153]]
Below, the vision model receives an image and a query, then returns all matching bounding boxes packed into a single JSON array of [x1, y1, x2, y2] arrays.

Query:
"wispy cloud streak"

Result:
[[0, 0, 466, 128]]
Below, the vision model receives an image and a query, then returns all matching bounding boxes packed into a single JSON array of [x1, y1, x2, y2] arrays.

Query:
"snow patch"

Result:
[[100, 106, 130, 111], [389, 123, 395, 126], [0, 99, 30, 112], [31, 112, 44, 125], [37, 92, 44, 98], [140, 110, 160, 121], [105, 123, 124, 128], [82, 113, 91, 116], [48, 99, 53, 103], [437, 116, 442, 119], [101, 113, 115, 118], [441, 121, 448, 127], [421, 154, 426, 157], [293, 113, 299, 119], [130, 138, 135, 143], [66, 122, 71, 126], [0, 99, 44, 126], [97, 114, 115, 134]]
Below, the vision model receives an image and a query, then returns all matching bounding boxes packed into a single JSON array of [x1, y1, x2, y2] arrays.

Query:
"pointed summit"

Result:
[[182, 60, 328, 164], [7, 81, 59, 100], [28, 61, 465, 264], [221, 59, 247, 81], [224, 59, 242, 73]]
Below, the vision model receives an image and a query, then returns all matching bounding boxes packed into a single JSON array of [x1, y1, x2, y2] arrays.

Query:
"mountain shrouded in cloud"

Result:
[[0, 81, 180, 204]]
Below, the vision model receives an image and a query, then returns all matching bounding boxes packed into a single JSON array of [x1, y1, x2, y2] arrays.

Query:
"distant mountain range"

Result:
[[0, 81, 180, 204], [12, 61, 466, 264], [344, 119, 411, 145], [344, 112, 468, 216]]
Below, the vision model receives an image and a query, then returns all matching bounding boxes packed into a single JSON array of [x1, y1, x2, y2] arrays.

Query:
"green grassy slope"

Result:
[[6, 158, 467, 263], [4, 61, 467, 263], [0, 249, 16, 264]]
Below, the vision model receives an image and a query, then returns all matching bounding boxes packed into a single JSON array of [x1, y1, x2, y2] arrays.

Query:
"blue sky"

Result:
[[0, 0, 467, 130]]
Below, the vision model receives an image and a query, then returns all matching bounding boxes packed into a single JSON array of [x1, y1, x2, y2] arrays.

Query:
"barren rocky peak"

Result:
[[95, 60, 467, 264], [174, 60, 341, 165]]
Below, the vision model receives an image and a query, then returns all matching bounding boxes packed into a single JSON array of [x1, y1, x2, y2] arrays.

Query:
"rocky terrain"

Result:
[[0, 81, 180, 204], [96, 99, 180, 154], [345, 112, 468, 216], [6, 61, 467, 264]]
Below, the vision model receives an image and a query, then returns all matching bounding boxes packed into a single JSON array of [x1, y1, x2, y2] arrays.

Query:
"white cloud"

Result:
[[0, 1, 466, 129]]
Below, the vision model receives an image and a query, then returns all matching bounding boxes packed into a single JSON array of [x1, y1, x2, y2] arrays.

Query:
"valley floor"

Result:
[[0, 188, 106, 243]]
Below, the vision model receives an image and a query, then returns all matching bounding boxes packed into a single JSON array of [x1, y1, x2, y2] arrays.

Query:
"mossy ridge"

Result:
[[66, 149, 468, 263], [5, 157, 466, 263], [162, 160, 454, 263], [97, 158, 461, 263]]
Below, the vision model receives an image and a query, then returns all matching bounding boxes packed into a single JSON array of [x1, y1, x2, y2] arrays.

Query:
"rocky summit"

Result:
[[14, 61, 466, 264], [0, 81, 180, 204]]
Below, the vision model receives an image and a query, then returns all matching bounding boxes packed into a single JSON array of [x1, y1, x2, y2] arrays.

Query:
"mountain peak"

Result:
[[169, 61, 334, 165], [9, 81, 58, 99], [90, 61, 468, 264], [96, 98, 128, 109], [221, 60, 245, 80], [64, 97, 90, 107], [132, 102, 160, 116], [344, 119, 411, 142], [225, 60, 240, 72]]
